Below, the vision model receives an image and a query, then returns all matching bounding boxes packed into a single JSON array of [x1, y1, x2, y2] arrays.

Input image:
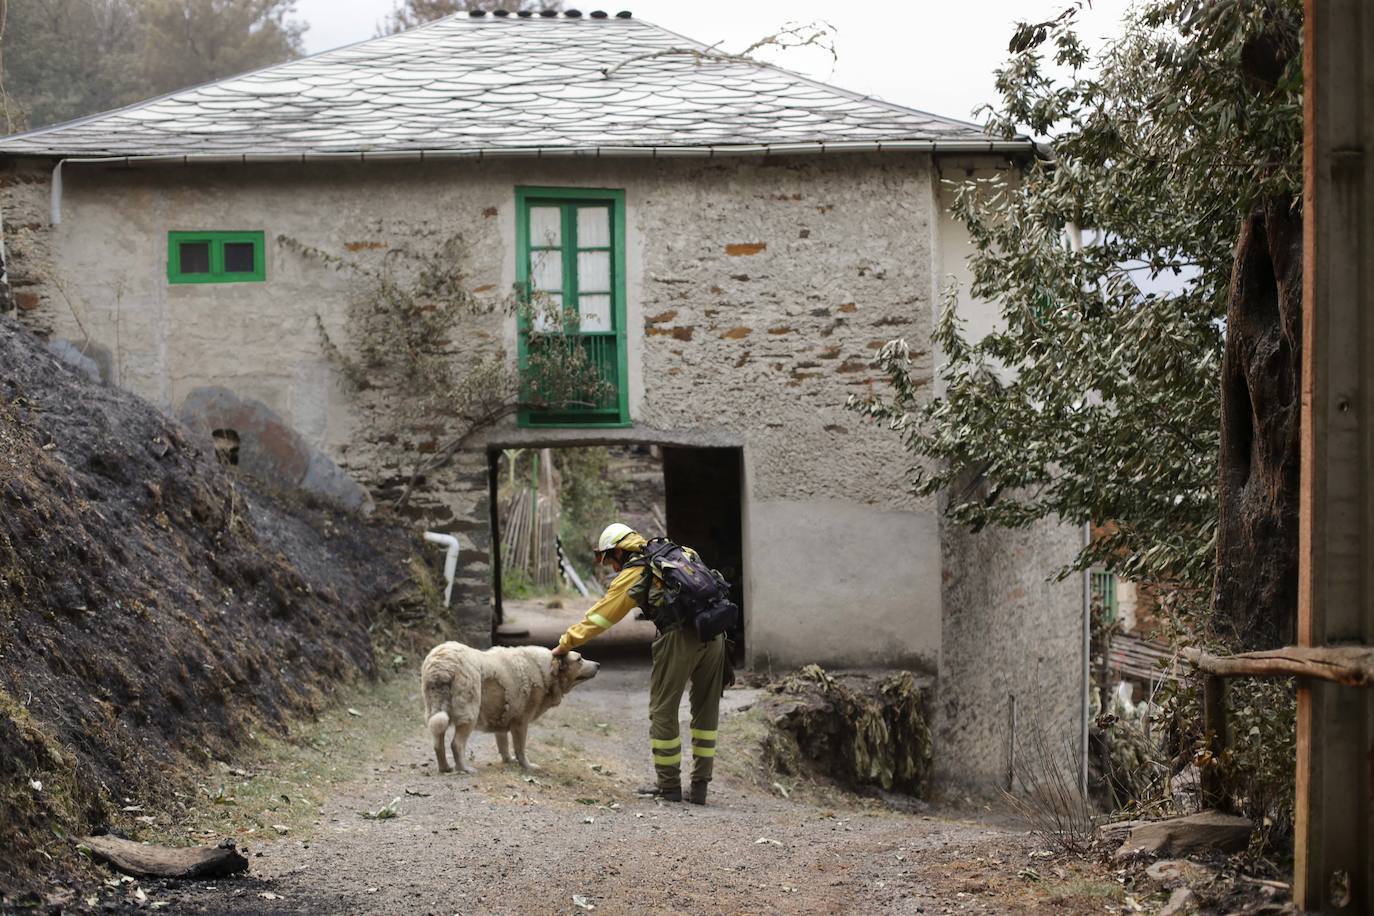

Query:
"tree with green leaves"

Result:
[[854, 0, 1302, 650], [0, 0, 305, 132], [139, 0, 305, 95], [0, 0, 144, 132], [853, 0, 1303, 840], [376, 0, 559, 36]]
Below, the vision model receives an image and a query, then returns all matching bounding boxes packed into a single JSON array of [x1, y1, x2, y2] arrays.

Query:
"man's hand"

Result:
[[551, 644, 569, 658]]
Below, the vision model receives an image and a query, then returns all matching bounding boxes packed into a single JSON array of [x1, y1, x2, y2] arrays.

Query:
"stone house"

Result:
[[0, 10, 1085, 792]]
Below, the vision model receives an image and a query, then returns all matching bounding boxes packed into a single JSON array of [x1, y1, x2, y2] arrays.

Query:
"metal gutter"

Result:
[[19, 138, 1035, 167]]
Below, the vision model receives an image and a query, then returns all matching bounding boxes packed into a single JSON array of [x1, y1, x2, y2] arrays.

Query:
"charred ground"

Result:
[[0, 316, 427, 904]]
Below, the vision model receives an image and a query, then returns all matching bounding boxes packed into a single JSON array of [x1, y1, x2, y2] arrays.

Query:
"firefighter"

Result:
[[551, 522, 726, 805]]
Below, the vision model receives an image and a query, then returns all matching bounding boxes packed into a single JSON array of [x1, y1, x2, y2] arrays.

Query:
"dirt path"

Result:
[[143, 633, 1125, 916]]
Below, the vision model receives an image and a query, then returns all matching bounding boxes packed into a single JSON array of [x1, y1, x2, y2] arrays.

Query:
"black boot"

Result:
[[687, 781, 708, 805], [637, 784, 682, 802]]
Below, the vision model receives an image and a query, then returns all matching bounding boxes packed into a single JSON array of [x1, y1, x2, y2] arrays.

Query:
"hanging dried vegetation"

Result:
[[760, 665, 934, 797]]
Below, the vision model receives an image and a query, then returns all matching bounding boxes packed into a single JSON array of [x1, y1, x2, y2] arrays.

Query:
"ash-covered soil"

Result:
[[0, 316, 423, 905]]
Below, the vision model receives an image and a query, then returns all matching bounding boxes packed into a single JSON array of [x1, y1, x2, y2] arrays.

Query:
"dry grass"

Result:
[[1046, 878, 1126, 904], [143, 672, 421, 848], [1003, 726, 1099, 856]]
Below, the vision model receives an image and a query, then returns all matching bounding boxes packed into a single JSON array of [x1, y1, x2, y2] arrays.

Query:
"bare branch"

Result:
[[602, 21, 836, 80], [1182, 646, 1374, 688]]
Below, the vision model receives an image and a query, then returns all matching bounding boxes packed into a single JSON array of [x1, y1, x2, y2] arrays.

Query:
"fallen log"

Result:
[[1180, 645, 1374, 687], [1113, 811, 1253, 861], [1095, 819, 1148, 849], [77, 836, 249, 879]]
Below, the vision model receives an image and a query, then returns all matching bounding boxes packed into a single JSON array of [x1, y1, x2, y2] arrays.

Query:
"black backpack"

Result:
[[642, 538, 739, 641]]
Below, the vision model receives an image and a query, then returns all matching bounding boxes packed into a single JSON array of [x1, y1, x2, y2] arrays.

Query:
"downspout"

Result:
[[1065, 221, 1084, 254], [50, 159, 64, 225], [423, 531, 460, 608], [1067, 220, 1091, 795], [1081, 521, 1093, 796]]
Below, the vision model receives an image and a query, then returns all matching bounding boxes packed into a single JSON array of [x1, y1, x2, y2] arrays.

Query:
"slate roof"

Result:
[[0, 11, 1026, 161]]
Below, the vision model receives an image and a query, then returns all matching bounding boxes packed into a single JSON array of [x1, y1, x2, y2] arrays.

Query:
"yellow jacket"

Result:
[[557, 532, 648, 651]]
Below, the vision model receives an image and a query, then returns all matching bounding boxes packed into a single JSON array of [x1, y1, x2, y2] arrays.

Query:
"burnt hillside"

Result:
[[0, 316, 421, 901]]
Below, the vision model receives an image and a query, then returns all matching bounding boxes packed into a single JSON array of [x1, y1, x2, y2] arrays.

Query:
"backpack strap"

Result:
[[641, 538, 678, 573]]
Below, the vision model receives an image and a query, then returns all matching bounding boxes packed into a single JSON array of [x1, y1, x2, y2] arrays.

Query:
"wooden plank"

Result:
[[1297, 2, 1374, 908], [77, 836, 248, 880], [1105, 634, 1180, 684], [1110, 649, 1173, 667]]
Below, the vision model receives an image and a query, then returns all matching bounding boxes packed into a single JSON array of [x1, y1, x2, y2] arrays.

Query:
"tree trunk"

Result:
[[1210, 200, 1303, 650]]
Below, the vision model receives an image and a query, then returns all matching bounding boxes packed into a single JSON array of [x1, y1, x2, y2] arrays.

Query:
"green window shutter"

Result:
[[168, 231, 266, 284], [515, 187, 628, 428], [1091, 570, 1119, 624]]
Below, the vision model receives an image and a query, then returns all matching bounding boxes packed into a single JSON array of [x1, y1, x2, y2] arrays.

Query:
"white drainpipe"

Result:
[[423, 531, 460, 608], [1065, 221, 1084, 254], [1081, 522, 1093, 796], [50, 159, 65, 226]]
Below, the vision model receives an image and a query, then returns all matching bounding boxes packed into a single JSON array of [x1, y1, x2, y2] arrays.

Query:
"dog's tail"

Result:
[[422, 674, 452, 739], [427, 708, 450, 741]]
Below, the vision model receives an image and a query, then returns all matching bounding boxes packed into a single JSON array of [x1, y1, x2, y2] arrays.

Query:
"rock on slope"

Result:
[[0, 316, 420, 901]]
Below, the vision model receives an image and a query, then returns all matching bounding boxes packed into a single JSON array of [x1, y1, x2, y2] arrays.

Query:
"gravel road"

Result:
[[155, 635, 1115, 916]]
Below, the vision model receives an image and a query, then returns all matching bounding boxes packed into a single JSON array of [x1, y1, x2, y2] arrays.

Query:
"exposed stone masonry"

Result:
[[631, 154, 936, 508]]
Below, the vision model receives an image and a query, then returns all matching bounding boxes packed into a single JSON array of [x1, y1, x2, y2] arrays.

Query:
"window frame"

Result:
[[1090, 569, 1120, 624], [514, 187, 629, 428], [167, 230, 266, 284]]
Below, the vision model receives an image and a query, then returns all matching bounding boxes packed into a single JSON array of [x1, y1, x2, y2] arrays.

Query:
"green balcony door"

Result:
[[516, 187, 628, 427]]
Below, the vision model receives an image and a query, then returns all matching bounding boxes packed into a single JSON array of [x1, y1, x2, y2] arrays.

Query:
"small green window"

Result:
[[168, 231, 265, 284]]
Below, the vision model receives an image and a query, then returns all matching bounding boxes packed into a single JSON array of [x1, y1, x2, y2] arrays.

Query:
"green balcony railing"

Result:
[[520, 332, 626, 427]]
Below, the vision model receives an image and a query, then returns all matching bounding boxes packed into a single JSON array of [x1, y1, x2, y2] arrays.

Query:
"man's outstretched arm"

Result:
[[552, 565, 645, 655]]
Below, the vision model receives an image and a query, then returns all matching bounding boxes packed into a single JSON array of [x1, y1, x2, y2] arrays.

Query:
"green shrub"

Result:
[[554, 447, 617, 573]]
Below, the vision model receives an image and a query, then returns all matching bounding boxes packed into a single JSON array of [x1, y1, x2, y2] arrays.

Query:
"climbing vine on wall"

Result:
[[278, 233, 608, 508]]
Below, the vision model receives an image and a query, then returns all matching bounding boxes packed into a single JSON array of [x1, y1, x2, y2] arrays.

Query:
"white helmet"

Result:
[[595, 522, 636, 555]]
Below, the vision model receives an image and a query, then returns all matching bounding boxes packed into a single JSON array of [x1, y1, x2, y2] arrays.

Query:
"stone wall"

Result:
[[0, 160, 59, 333], [630, 155, 937, 508], [935, 509, 1086, 795], [924, 157, 1088, 793], [623, 154, 945, 669], [0, 153, 950, 667]]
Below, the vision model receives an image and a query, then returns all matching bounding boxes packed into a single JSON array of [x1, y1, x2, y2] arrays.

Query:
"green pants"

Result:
[[648, 626, 725, 789]]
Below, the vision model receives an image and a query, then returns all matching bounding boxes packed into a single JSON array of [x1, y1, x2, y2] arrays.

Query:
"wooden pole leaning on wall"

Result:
[[1297, 1, 1373, 909]]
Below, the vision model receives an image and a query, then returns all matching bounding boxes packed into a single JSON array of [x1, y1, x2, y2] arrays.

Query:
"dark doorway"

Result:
[[486, 443, 745, 657], [662, 446, 745, 653]]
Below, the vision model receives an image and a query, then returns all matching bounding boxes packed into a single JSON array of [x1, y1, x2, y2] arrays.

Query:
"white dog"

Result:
[[420, 642, 599, 774]]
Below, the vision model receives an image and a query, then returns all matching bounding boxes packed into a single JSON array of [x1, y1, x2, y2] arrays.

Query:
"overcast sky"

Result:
[[294, 0, 1133, 127]]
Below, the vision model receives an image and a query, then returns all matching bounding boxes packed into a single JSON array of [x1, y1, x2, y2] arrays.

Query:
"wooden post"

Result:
[[1298, 1, 1374, 908], [1200, 673, 1229, 813], [1007, 692, 1017, 793]]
